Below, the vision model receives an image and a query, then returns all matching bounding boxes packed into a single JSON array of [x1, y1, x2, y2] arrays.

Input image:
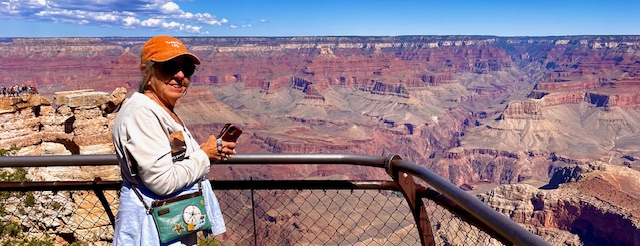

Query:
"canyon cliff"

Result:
[[1, 35, 639, 245]]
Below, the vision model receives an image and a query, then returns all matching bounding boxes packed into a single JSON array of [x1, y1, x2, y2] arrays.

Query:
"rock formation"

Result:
[[0, 88, 126, 244], [0, 88, 125, 180], [478, 163, 640, 246], [1, 35, 640, 245]]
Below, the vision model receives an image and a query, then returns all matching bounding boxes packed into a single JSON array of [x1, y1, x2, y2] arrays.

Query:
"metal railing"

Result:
[[0, 153, 550, 246]]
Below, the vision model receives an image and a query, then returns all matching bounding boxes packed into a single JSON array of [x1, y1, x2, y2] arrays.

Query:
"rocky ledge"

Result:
[[479, 163, 640, 245], [0, 88, 125, 181]]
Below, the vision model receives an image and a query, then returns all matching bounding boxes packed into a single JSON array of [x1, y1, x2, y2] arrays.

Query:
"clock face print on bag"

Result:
[[183, 201, 207, 231], [149, 191, 212, 242]]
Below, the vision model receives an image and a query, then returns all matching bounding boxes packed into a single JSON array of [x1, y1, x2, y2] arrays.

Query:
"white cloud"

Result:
[[160, 2, 181, 14], [93, 12, 118, 22], [162, 20, 181, 29], [122, 16, 140, 27], [140, 17, 163, 27], [0, 0, 232, 35]]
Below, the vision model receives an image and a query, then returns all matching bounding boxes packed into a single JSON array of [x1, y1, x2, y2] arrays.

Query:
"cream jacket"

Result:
[[112, 92, 211, 196], [112, 92, 226, 245]]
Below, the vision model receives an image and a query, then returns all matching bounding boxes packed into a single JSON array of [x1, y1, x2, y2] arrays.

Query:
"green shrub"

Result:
[[51, 201, 62, 210], [0, 167, 30, 202], [0, 146, 56, 245], [0, 168, 29, 182], [0, 144, 19, 156], [0, 220, 23, 238], [0, 166, 28, 189], [23, 192, 36, 207], [68, 241, 89, 246], [23, 238, 55, 246], [0, 191, 10, 200], [0, 221, 56, 245], [198, 237, 221, 246]]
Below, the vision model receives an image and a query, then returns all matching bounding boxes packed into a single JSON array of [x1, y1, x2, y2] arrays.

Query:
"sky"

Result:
[[1, 0, 639, 38]]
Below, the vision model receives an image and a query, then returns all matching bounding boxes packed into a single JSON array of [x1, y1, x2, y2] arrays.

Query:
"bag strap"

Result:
[[130, 183, 152, 213], [130, 180, 203, 213]]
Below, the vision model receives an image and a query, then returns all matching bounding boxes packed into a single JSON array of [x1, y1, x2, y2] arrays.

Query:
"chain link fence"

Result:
[[0, 189, 118, 245], [0, 180, 504, 246], [215, 189, 419, 246], [0, 154, 545, 246]]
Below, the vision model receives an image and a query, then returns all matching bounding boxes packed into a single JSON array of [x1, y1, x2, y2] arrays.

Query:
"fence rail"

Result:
[[0, 153, 550, 246]]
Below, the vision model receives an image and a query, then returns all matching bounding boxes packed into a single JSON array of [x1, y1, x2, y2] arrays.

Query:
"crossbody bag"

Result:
[[131, 181, 212, 243]]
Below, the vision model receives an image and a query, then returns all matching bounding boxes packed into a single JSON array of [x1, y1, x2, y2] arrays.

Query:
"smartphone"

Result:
[[217, 123, 243, 142]]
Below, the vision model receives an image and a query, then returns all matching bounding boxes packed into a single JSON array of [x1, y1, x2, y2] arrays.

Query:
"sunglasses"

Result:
[[158, 60, 196, 77]]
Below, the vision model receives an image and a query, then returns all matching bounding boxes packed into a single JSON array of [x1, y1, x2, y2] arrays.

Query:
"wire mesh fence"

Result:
[[421, 198, 502, 246], [214, 189, 420, 246], [0, 180, 508, 246], [0, 189, 118, 245]]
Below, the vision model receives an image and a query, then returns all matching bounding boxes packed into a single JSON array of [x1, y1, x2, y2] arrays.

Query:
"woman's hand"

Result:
[[201, 135, 237, 161]]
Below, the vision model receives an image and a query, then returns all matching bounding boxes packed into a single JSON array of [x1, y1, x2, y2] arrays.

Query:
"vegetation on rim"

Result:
[[0, 145, 57, 246]]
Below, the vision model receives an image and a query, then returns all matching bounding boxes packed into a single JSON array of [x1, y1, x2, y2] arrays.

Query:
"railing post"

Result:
[[250, 177, 258, 246], [385, 154, 435, 246], [92, 177, 116, 228]]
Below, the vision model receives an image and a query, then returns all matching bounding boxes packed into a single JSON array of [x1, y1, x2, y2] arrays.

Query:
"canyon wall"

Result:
[[478, 163, 640, 246], [1, 35, 640, 245]]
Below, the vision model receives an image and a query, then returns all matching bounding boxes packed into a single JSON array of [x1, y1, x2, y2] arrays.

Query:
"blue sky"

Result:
[[2, 0, 639, 37]]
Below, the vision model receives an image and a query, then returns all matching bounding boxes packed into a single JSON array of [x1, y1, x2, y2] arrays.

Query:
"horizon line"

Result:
[[2, 34, 640, 39]]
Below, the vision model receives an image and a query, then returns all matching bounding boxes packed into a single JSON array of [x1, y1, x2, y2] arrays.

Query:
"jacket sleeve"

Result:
[[123, 107, 211, 196]]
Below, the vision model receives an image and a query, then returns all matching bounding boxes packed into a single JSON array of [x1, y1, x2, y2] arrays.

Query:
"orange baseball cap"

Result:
[[140, 36, 201, 64]]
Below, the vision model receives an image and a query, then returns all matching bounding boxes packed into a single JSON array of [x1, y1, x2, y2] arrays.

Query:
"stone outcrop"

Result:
[[1, 89, 125, 155], [499, 100, 544, 120], [0, 94, 51, 149], [0, 88, 125, 245], [478, 163, 640, 246], [585, 91, 640, 107], [0, 88, 125, 181]]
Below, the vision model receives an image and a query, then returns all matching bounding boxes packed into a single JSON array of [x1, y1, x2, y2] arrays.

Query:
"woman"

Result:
[[112, 36, 234, 245]]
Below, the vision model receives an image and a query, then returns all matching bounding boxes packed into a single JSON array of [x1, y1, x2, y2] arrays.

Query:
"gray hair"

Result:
[[138, 61, 156, 93]]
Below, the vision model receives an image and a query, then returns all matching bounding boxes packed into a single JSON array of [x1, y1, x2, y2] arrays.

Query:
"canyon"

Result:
[[0, 35, 639, 245]]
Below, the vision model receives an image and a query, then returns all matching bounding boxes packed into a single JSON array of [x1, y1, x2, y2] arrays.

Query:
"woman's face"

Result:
[[147, 56, 196, 108]]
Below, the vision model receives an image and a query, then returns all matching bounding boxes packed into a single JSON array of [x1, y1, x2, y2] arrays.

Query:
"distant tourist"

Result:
[[111, 36, 233, 245], [1, 84, 38, 97]]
